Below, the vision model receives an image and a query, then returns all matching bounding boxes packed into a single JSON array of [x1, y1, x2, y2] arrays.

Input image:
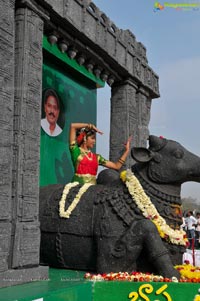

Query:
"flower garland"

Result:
[[120, 170, 188, 246], [84, 264, 200, 283], [59, 182, 93, 218], [84, 271, 178, 283], [59, 170, 188, 244], [175, 264, 200, 282]]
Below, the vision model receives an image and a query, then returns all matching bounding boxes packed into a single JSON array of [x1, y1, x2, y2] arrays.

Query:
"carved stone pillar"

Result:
[[110, 80, 138, 168], [12, 4, 43, 269], [136, 87, 152, 147], [0, 0, 15, 276], [0, 3, 48, 288], [110, 81, 152, 168]]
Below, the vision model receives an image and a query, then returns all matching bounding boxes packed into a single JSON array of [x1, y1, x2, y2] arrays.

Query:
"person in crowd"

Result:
[[195, 212, 200, 249], [41, 89, 62, 136], [69, 122, 131, 184], [180, 216, 186, 232], [185, 211, 197, 249]]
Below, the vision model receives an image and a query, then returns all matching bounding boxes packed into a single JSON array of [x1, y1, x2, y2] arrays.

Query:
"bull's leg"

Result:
[[119, 219, 180, 278], [95, 220, 144, 273], [125, 219, 180, 278], [96, 237, 140, 273], [96, 218, 180, 279], [141, 219, 180, 279]]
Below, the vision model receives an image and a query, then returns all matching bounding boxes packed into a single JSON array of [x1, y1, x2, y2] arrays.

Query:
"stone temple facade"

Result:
[[0, 0, 159, 287]]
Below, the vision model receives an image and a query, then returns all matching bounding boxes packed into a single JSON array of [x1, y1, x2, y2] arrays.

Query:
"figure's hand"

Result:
[[124, 136, 132, 152], [92, 125, 103, 135]]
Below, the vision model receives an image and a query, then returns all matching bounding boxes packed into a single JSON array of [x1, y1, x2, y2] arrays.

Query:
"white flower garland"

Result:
[[59, 171, 188, 246], [59, 182, 93, 218], [122, 169, 188, 246]]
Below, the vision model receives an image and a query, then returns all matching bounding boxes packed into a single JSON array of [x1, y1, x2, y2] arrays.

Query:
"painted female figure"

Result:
[[69, 122, 131, 184]]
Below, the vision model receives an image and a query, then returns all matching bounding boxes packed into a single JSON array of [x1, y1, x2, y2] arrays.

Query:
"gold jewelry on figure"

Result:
[[80, 147, 93, 161], [87, 123, 94, 130], [118, 158, 125, 165]]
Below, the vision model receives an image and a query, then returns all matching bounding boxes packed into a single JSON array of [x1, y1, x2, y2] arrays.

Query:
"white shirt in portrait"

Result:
[[41, 118, 62, 137]]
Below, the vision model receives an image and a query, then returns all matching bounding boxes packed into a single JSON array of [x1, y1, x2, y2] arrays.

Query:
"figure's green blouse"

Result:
[[70, 142, 107, 184]]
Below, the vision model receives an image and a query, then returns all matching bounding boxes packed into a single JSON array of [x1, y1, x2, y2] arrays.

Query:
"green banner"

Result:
[[40, 60, 97, 186], [1, 269, 200, 301]]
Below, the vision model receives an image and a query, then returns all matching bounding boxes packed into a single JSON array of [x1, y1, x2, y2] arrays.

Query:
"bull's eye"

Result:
[[173, 149, 184, 159]]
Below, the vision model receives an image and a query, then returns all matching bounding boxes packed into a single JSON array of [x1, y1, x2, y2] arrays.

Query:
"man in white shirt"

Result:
[[41, 89, 62, 137], [185, 211, 197, 248]]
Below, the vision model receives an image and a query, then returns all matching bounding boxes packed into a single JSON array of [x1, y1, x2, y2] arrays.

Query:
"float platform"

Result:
[[0, 268, 200, 301]]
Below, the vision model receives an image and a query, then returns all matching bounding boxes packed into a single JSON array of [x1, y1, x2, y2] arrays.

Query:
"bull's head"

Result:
[[131, 135, 200, 184]]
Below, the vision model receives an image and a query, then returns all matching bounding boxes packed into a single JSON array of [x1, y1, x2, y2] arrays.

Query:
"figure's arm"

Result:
[[104, 136, 132, 170], [69, 123, 103, 144]]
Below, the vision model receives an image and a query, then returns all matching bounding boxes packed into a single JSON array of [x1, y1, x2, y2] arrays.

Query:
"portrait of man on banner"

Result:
[[41, 88, 64, 137]]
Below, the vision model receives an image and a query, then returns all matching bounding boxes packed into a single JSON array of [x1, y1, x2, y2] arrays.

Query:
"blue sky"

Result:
[[95, 0, 200, 200]]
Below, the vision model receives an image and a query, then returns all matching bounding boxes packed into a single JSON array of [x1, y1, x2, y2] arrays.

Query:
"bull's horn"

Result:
[[149, 135, 167, 152]]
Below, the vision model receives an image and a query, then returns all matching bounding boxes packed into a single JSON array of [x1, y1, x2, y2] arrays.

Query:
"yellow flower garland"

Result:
[[121, 170, 188, 246], [175, 264, 200, 282], [59, 182, 93, 218]]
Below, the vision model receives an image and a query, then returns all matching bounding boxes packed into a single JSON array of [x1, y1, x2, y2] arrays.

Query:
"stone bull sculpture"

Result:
[[39, 136, 200, 279]]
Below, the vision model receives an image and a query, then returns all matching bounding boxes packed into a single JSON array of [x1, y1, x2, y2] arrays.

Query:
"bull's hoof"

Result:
[[160, 266, 180, 280]]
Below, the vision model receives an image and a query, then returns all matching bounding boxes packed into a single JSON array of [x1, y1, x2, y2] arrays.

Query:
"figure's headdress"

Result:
[[76, 127, 95, 146]]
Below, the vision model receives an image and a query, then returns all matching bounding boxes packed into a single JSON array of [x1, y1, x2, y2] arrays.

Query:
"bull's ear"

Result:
[[131, 147, 153, 163]]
